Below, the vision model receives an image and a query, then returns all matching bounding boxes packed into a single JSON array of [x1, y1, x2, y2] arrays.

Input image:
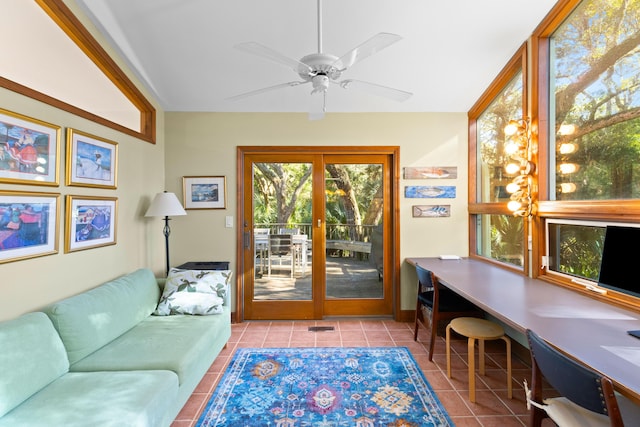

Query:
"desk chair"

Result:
[[268, 234, 294, 277], [413, 263, 481, 361], [525, 329, 637, 427]]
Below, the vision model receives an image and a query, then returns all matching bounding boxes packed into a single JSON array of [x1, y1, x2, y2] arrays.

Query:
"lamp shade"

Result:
[[145, 192, 187, 217]]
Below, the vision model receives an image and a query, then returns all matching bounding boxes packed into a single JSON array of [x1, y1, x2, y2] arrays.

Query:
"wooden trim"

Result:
[[468, 44, 527, 118], [235, 146, 400, 322], [538, 200, 640, 220], [467, 45, 529, 271], [2, 0, 156, 143], [531, 0, 582, 39], [0, 77, 152, 143]]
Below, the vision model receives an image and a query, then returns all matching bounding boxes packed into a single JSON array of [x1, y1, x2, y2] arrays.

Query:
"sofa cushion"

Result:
[[0, 312, 69, 418], [43, 268, 160, 364], [0, 370, 178, 427], [155, 268, 232, 315], [69, 307, 231, 385]]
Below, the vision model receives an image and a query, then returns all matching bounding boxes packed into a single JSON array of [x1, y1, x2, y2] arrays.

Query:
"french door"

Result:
[[239, 147, 397, 320]]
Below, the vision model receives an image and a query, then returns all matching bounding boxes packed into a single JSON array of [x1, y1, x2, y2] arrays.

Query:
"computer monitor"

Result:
[[598, 225, 640, 298]]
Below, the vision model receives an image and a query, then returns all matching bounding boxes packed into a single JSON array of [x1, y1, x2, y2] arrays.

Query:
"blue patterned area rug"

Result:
[[196, 347, 454, 427]]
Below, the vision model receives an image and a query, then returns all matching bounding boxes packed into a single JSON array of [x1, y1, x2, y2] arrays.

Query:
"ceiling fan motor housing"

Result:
[[298, 53, 343, 81]]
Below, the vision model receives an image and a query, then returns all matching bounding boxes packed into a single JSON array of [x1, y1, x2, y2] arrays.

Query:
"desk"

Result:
[[406, 257, 640, 404]]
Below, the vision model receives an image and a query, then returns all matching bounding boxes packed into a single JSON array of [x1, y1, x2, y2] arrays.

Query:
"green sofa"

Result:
[[0, 268, 231, 427]]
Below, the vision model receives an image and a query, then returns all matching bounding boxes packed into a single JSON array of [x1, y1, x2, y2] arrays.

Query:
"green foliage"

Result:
[[489, 215, 524, 266], [552, 225, 604, 280], [255, 162, 382, 229]]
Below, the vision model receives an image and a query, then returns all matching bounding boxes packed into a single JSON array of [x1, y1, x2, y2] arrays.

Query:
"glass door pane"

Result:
[[252, 161, 313, 301], [324, 161, 385, 302]]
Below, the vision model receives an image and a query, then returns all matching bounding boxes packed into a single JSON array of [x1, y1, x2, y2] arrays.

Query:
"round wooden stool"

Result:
[[446, 317, 512, 403]]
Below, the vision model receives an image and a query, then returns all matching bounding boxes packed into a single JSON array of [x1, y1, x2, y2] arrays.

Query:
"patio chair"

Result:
[[413, 263, 481, 361], [278, 227, 300, 235], [254, 228, 270, 275], [268, 234, 295, 277]]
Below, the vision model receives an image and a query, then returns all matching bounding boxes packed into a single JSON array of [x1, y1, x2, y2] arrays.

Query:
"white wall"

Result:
[[164, 112, 469, 313]]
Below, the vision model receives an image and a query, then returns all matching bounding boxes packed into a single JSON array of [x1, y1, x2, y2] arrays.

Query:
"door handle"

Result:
[[317, 219, 321, 228], [243, 231, 251, 249]]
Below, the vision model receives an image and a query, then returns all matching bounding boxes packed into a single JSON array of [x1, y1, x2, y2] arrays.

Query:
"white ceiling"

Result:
[[77, 0, 558, 114]]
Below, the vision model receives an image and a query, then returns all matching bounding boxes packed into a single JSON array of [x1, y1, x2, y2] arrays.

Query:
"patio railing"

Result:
[[255, 223, 378, 259]]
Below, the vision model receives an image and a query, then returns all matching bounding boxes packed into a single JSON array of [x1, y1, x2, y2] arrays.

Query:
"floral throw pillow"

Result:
[[155, 268, 232, 315]]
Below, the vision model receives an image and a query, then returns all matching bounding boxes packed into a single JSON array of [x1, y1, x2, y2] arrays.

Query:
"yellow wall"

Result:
[[0, 87, 166, 321], [164, 112, 470, 313], [0, 0, 168, 321], [2, 2, 470, 321]]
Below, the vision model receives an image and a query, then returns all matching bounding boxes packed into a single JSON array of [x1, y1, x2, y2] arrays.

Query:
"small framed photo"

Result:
[[183, 176, 226, 210], [405, 185, 456, 198], [412, 204, 451, 218], [65, 195, 117, 253], [66, 129, 118, 189], [0, 108, 61, 186], [404, 166, 458, 179], [0, 190, 60, 264]]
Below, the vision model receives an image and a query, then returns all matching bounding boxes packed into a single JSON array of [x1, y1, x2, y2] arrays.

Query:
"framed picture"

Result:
[[405, 185, 456, 198], [66, 129, 118, 189], [0, 190, 60, 264], [183, 176, 226, 209], [404, 166, 458, 179], [412, 204, 451, 218], [65, 195, 117, 253], [0, 108, 61, 186]]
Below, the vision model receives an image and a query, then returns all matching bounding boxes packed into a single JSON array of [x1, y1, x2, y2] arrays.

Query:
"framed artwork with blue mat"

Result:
[[196, 347, 453, 427]]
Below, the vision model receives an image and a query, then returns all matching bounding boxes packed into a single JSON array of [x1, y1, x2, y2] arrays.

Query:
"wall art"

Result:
[[183, 176, 226, 209], [0, 190, 60, 263], [404, 166, 457, 179], [65, 195, 117, 253], [405, 186, 456, 198], [0, 108, 61, 186], [412, 205, 451, 218], [66, 129, 118, 189]]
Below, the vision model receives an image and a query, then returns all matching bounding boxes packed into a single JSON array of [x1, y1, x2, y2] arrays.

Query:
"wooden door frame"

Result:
[[233, 146, 401, 323]]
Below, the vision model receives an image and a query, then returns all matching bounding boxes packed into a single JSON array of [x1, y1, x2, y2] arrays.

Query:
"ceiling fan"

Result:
[[227, 0, 413, 120]]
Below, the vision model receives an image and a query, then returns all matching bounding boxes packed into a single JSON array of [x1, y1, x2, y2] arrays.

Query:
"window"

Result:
[[548, 0, 640, 201], [468, 46, 527, 269], [1, 0, 155, 143], [545, 219, 605, 281], [536, 0, 640, 297], [468, 0, 640, 309]]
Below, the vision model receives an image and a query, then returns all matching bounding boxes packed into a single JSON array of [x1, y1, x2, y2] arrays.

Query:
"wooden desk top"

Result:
[[406, 257, 640, 403]]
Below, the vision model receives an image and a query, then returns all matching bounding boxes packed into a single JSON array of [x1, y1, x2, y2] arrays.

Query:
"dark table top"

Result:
[[406, 257, 640, 403]]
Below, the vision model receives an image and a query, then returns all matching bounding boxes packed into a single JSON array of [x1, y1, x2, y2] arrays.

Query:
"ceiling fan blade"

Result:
[[226, 81, 307, 101], [308, 91, 326, 120], [335, 32, 402, 70], [339, 79, 412, 102], [234, 42, 312, 74]]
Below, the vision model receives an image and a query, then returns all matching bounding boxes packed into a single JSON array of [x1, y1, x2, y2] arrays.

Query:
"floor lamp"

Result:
[[145, 191, 187, 276]]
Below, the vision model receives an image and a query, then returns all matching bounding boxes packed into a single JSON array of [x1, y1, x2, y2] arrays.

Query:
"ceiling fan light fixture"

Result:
[[311, 74, 330, 94]]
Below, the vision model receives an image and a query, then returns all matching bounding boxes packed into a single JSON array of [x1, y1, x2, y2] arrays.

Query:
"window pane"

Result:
[[547, 222, 604, 280], [550, 0, 640, 200], [475, 214, 524, 267], [477, 72, 523, 203], [2, 1, 143, 133]]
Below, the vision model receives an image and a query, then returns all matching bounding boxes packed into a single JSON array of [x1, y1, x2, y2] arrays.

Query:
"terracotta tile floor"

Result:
[[171, 320, 534, 427]]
